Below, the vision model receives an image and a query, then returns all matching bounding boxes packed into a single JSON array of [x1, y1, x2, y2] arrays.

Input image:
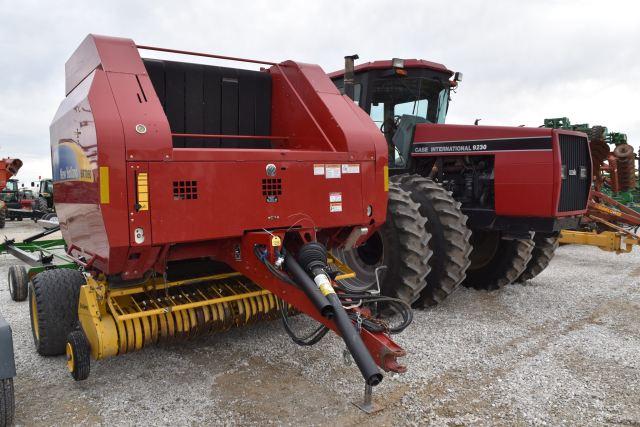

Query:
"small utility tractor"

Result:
[[544, 118, 640, 253], [329, 58, 591, 306], [30, 178, 55, 215], [16, 35, 418, 408]]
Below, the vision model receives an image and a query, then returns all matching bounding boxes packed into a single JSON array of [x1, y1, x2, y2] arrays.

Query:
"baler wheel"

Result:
[[29, 269, 86, 356], [395, 174, 472, 307], [462, 232, 534, 291], [516, 234, 560, 283], [66, 330, 90, 381], [0, 208, 5, 229], [333, 182, 431, 304], [8, 265, 28, 302], [0, 378, 14, 427]]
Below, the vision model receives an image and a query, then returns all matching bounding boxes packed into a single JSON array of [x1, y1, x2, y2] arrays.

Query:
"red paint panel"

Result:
[[494, 151, 555, 216], [148, 160, 369, 244]]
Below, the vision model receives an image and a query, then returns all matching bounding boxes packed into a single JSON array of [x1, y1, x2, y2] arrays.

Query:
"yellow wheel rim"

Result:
[[66, 342, 75, 373], [31, 291, 40, 340]]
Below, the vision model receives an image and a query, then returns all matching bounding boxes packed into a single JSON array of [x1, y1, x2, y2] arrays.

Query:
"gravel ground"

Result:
[[1, 220, 639, 426]]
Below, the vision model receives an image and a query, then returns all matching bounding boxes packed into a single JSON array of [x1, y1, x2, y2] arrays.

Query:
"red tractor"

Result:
[[329, 57, 591, 306], [34, 35, 417, 405]]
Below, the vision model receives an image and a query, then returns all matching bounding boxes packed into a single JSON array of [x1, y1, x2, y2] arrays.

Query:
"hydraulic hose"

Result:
[[325, 291, 383, 386], [294, 242, 383, 387], [284, 255, 334, 318]]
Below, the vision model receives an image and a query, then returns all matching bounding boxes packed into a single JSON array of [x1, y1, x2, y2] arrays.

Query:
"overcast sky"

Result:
[[1, 0, 638, 184]]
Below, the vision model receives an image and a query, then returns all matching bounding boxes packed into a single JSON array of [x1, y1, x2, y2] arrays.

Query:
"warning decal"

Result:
[[330, 203, 343, 213], [329, 192, 342, 203], [313, 164, 325, 175], [341, 164, 360, 174], [325, 164, 341, 179]]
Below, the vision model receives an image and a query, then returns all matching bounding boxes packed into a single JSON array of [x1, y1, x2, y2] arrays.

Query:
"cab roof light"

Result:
[[391, 58, 405, 69]]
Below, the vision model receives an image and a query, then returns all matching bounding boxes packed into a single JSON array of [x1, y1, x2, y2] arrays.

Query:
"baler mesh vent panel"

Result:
[[142, 58, 272, 150], [173, 181, 198, 200], [262, 178, 282, 196], [558, 133, 590, 212]]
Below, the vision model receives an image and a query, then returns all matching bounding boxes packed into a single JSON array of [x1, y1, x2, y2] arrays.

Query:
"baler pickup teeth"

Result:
[[83, 274, 286, 357]]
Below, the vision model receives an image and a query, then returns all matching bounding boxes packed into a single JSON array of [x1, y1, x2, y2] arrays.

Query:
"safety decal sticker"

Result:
[[313, 164, 325, 175], [341, 164, 360, 174], [325, 164, 342, 179], [330, 202, 343, 213], [329, 192, 342, 203]]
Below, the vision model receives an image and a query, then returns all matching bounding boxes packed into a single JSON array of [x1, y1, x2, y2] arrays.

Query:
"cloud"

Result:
[[1, 0, 639, 184]]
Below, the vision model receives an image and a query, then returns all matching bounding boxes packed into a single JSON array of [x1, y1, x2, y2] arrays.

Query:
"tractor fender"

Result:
[[0, 313, 16, 379]]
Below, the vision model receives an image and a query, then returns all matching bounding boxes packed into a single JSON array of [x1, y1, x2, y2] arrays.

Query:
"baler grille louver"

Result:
[[173, 180, 198, 200], [558, 133, 591, 212], [262, 178, 282, 196]]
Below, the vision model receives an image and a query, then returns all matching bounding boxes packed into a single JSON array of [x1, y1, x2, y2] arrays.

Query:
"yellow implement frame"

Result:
[[559, 230, 640, 254]]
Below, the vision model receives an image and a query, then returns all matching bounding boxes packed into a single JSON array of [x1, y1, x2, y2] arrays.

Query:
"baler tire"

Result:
[[516, 234, 560, 282], [8, 265, 29, 302], [66, 330, 90, 381], [29, 269, 86, 356], [395, 174, 472, 307], [463, 234, 534, 291], [332, 183, 431, 305], [0, 209, 5, 229], [0, 378, 14, 427]]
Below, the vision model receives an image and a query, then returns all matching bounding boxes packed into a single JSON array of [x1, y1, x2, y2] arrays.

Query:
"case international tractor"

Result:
[[329, 57, 591, 306], [16, 35, 423, 409]]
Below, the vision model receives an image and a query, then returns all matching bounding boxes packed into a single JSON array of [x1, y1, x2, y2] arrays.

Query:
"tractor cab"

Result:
[[329, 58, 460, 169]]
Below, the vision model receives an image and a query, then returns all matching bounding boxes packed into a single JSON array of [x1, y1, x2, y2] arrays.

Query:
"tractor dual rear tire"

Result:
[[0, 378, 14, 427], [333, 182, 431, 305], [516, 233, 560, 282], [8, 265, 28, 302], [395, 174, 472, 307], [463, 231, 534, 291], [29, 269, 86, 356]]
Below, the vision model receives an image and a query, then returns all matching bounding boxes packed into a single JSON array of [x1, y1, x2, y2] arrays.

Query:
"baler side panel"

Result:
[[148, 161, 368, 246], [51, 71, 113, 273]]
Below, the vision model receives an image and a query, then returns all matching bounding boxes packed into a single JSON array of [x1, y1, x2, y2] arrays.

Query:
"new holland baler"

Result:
[[38, 35, 412, 398]]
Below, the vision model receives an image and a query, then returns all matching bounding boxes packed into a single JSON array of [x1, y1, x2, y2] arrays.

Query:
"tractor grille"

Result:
[[558, 133, 591, 212]]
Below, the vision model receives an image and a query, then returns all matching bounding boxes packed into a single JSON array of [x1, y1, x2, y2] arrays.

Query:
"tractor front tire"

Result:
[[0, 378, 14, 427], [396, 174, 472, 307], [8, 265, 28, 302], [333, 182, 431, 305], [463, 232, 534, 291], [29, 269, 86, 356], [516, 233, 560, 282]]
